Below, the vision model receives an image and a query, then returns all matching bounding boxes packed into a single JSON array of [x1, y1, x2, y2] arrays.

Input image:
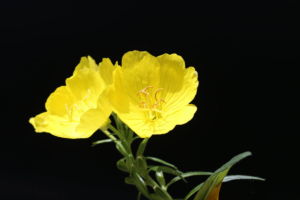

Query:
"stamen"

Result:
[[155, 88, 163, 101], [65, 104, 71, 118], [156, 99, 166, 104], [139, 101, 147, 108], [137, 86, 154, 97], [136, 86, 167, 131]]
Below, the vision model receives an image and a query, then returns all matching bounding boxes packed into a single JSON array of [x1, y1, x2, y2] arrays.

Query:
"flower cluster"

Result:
[[29, 51, 263, 200], [29, 51, 198, 138]]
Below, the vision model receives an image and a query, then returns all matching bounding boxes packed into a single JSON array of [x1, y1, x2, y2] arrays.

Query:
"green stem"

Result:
[[107, 123, 125, 140], [145, 175, 159, 188], [105, 121, 173, 199], [101, 130, 118, 144]]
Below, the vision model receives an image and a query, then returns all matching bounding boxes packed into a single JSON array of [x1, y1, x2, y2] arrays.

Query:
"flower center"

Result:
[[59, 89, 92, 126], [137, 86, 167, 132]]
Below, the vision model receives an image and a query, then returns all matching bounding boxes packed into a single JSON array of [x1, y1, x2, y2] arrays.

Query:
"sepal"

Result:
[[155, 171, 166, 189], [136, 138, 149, 158], [137, 155, 148, 176], [133, 172, 151, 199], [117, 158, 128, 172]]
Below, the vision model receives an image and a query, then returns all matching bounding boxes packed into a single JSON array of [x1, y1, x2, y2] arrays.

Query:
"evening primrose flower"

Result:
[[108, 51, 198, 138], [29, 56, 117, 139]]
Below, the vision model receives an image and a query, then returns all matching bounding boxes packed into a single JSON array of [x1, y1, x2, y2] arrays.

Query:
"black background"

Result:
[[0, 1, 298, 200]]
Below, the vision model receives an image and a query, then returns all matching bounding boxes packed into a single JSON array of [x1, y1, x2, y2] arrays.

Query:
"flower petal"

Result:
[[121, 51, 161, 102], [66, 57, 104, 107], [156, 54, 198, 114], [45, 86, 74, 117], [74, 56, 98, 72], [29, 112, 75, 138], [75, 88, 112, 136], [98, 58, 117, 86], [176, 104, 197, 125]]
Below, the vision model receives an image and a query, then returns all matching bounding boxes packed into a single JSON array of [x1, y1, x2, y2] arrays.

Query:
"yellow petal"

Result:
[[121, 51, 161, 102], [75, 88, 112, 136], [99, 117, 112, 131], [45, 86, 74, 117], [74, 56, 98, 72], [66, 57, 104, 106], [108, 67, 148, 137], [109, 51, 198, 138], [156, 54, 198, 114], [29, 112, 49, 131], [176, 104, 197, 125], [98, 58, 117, 87]]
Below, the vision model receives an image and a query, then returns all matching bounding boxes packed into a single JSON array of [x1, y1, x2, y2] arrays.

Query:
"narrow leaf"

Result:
[[126, 154, 134, 175], [153, 185, 173, 200], [137, 155, 148, 175], [150, 193, 165, 200], [223, 175, 265, 182], [146, 157, 178, 170], [125, 177, 134, 185], [166, 171, 213, 189], [137, 192, 141, 200], [125, 124, 134, 141], [91, 139, 113, 147], [184, 183, 203, 200], [133, 172, 151, 199], [136, 138, 149, 158], [116, 141, 128, 156], [194, 151, 252, 200], [156, 171, 166, 189], [117, 158, 129, 172], [149, 166, 187, 183]]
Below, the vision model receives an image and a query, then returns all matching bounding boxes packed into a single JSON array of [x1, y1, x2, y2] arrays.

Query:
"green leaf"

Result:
[[116, 141, 128, 156], [184, 183, 204, 200], [148, 166, 187, 183], [121, 139, 131, 154], [150, 193, 165, 200], [137, 155, 148, 175], [153, 185, 173, 200], [91, 139, 113, 147], [117, 158, 129, 172], [126, 154, 134, 175], [155, 171, 166, 189], [146, 157, 178, 170], [133, 172, 151, 199], [125, 177, 134, 185], [125, 124, 134, 142], [137, 192, 141, 200], [166, 171, 213, 189], [223, 175, 265, 182], [136, 138, 149, 158], [194, 151, 252, 200]]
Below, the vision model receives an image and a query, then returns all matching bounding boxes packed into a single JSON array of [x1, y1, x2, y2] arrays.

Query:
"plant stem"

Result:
[[107, 123, 125, 140], [101, 130, 118, 144]]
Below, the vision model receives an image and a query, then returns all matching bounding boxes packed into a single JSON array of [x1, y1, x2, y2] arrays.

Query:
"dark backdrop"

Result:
[[0, 1, 298, 200]]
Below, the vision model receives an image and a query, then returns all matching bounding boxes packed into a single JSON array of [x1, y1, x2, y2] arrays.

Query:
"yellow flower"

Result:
[[29, 56, 117, 139], [108, 51, 198, 138]]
